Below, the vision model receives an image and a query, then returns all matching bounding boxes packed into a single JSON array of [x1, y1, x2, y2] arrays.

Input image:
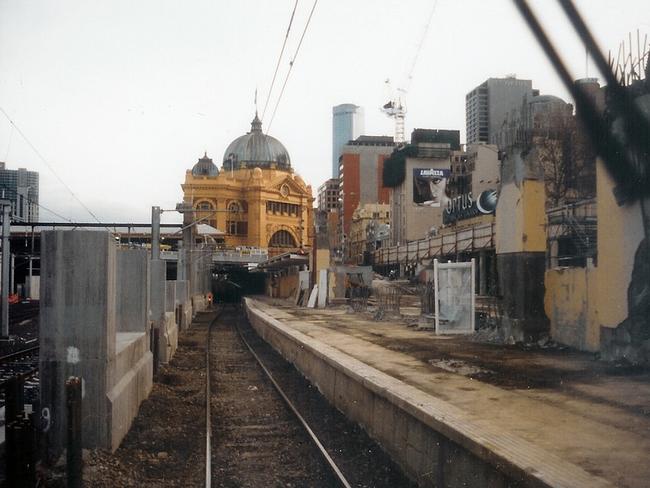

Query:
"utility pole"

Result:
[[1, 200, 11, 337], [151, 206, 161, 260]]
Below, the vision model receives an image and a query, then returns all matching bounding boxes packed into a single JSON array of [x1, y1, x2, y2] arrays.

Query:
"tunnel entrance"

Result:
[[212, 265, 266, 303]]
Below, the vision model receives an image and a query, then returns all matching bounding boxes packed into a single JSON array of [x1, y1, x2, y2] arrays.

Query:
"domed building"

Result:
[[181, 114, 313, 255]]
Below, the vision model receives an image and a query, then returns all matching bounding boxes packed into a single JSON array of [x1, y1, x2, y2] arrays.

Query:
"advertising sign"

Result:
[[443, 189, 497, 225], [413, 168, 450, 207]]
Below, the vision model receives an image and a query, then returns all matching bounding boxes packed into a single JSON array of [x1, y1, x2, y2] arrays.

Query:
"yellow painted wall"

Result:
[[595, 159, 644, 329], [496, 179, 546, 254], [545, 266, 599, 351], [544, 158, 645, 351]]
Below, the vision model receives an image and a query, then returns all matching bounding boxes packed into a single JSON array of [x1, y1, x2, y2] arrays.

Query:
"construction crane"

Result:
[[381, 1, 438, 144]]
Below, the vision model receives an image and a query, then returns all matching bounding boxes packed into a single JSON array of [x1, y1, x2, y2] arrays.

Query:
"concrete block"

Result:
[[317, 269, 327, 307], [40, 230, 116, 455], [159, 311, 178, 363], [165, 280, 176, 314], [116, 249, 149, 333], [40, 231, 154, 456], [192, 294, 207, 314], [107, 332, 153, 451], [175, 280, 188, 306], [29, 276, 40, 300]]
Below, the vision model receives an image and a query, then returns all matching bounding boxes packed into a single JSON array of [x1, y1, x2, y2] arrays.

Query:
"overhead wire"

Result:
[[0, 106, 111, 230], [0, 186, 75, 224], [266, 0, 319, 133], [261, 0, 299, 123]]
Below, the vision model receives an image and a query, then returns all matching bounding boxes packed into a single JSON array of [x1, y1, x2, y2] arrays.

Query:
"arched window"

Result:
[[269, 230, 297, 248], [195, 201, 215, 227], [228, 201, 241, 214], [196, 201, 213, 211]]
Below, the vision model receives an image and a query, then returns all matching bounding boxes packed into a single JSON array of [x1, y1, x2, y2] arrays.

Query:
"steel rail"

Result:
[[205, 307, 225, 488], [0, 366, 38, 388], [233, 318, 353, 488], [0, 346, 39, 364]]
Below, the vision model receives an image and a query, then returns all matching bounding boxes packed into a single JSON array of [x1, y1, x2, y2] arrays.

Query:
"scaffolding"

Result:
[[546, 199, 597, 268]]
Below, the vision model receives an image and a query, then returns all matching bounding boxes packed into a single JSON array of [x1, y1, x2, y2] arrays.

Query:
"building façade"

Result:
[[181, 114, 314, 256]]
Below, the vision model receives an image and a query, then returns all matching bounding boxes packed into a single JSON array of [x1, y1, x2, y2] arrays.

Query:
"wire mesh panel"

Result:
[[349, 286, 370, 312], [418, 281, 436, 315], [375, 286, 402, 319], [434, 259, 475, 334]]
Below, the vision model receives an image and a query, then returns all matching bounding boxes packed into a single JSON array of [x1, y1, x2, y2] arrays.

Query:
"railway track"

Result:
[[206, 306, 414, 488], [0, 301, 41, 411], [0, 346, 40, 410]]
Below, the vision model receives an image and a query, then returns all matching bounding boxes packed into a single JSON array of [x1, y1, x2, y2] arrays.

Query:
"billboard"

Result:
[[443, 189, 498, 225], [413, 168, 450, 207]]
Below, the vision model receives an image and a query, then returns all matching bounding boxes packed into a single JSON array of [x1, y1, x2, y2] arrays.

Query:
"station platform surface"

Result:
[[250, 296, 650, 488]]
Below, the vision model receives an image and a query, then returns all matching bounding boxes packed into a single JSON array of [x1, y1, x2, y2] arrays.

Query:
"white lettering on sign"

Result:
[[66, 346, 80, 364]]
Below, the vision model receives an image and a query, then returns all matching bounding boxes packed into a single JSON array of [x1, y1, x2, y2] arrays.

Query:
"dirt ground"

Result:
[[42, 312, 213, 487]]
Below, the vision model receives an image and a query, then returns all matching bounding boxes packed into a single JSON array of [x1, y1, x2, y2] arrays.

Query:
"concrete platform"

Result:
[[244, 297, 650, 488]]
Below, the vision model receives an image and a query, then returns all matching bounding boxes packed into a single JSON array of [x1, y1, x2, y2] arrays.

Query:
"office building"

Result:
[[338, 135, 394, 240], [332, 104, 364, 177], [383, 129, 460, 244], [0, 162, 39, 221], [317, 178, 340, 212], [465, 77, 535, 146]]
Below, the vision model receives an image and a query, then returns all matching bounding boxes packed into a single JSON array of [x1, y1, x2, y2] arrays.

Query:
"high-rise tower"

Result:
[[332, 104, 364, 178], [465, 77, 534, 146]]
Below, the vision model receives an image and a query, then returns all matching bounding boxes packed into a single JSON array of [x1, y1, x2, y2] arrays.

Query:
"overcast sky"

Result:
[[0, 0, 648, 223]]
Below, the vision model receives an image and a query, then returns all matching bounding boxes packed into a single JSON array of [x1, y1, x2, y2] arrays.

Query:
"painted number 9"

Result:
[[41, 407, 51, 433]]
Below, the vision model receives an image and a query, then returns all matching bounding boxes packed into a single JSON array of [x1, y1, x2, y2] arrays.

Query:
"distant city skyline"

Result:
[[0, 0, 648, 223]]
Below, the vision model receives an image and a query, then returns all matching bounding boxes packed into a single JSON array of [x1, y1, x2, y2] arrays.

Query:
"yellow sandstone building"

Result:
[[181, 114, 313, 256]]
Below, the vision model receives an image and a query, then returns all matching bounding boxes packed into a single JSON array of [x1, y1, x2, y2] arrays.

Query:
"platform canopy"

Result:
[[257, 251, 309, 270]]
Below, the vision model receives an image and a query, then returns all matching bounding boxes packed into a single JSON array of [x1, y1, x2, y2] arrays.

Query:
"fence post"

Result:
[[66, 377, 82, 488]]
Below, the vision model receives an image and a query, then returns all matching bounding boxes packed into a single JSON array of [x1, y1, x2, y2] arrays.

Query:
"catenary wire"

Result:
[[0, 186, 75, 224], [0, 106, 111, 229], [261, 0, 299, 123], [266, 0, 319, 133]]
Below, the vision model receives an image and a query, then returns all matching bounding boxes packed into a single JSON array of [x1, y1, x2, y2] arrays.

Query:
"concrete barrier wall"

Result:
[[40, 231, 153, 456], [116, 249, 149, 333], [175, 280, 192, 330], [165, 280, 176, 314], [159, 312, 178, 363], [192, 294, 207, 314], [243, 298, 602, 488]]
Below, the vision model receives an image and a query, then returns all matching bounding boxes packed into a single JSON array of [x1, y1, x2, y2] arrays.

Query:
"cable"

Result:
[[261, 0, 299, 123], [0, 186, 75, 224], [3, 124, 13, 163], [266, 0, 319, 133], [0, 106, 109, 228]]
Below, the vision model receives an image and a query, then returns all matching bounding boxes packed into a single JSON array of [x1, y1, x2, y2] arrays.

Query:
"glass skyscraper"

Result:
[[332, 104, 364, 178]]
